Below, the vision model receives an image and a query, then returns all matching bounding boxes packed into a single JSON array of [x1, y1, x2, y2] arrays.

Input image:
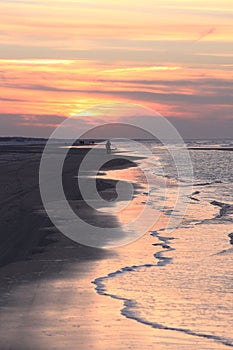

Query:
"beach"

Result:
[[0, 144, 137, 266], [1, 0, 232, 348], [0, 144, 163, 350], [0, 144, 153, 349], [0, 142, 233, 350]]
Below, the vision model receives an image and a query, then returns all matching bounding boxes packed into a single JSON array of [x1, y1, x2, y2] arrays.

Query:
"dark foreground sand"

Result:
[[0, 144, 138, 267]]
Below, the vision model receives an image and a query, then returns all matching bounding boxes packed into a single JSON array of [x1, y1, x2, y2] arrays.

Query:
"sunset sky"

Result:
[[0, 0, 232, 138]]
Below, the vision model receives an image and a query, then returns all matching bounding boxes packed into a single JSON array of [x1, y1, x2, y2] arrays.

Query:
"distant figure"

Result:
[[106, 140, 111, 154]]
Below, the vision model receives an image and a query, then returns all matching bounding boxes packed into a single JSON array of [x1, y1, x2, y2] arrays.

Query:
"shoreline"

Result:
[[0, 144, 233, 349]]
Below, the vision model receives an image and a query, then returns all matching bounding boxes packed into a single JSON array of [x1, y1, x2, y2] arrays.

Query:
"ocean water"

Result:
[[93, 140, 233, 349]]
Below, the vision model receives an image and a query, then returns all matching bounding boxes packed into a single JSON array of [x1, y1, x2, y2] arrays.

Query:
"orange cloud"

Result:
[[0, 1, 232, 137]]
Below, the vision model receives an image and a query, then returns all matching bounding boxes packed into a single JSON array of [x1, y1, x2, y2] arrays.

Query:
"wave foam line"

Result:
[[93, 268, 233, 348], [92, 231, 233, 348], [151, 230, 175, 267]]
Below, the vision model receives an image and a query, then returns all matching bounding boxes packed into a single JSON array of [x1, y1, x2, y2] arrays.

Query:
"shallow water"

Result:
[[93, 140, 233, 349]]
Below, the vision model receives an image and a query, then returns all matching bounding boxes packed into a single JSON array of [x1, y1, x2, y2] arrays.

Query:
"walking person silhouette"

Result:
[[105, 140, 111, 154]]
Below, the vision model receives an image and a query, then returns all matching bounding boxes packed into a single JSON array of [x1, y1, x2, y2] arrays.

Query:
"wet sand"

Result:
[[1, 236, 219, 350], [0, 207, 226, 350], [0, 145, 231, 350], [0, 144, 156, 350], [0, 145, 183, 350]]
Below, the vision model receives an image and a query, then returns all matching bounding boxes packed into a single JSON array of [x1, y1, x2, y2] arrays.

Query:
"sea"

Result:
[[93, 139, 233, 349]]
